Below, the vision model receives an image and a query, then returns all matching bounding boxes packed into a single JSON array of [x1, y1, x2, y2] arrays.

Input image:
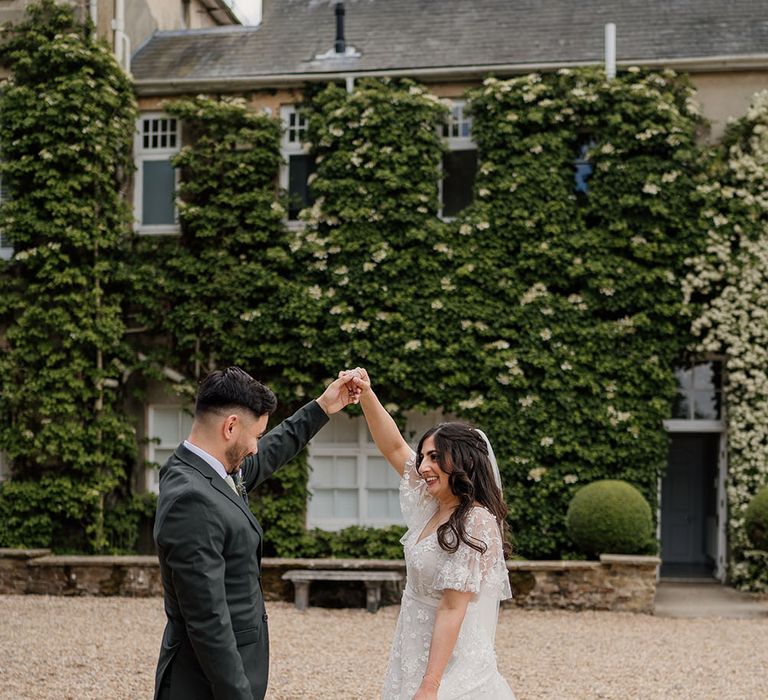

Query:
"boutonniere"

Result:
[[233, 471, 247, 499]]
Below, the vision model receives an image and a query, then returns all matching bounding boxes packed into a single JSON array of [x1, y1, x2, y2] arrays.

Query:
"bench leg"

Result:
[[364, 582, 382, 613], [293, 581, 310, 612]]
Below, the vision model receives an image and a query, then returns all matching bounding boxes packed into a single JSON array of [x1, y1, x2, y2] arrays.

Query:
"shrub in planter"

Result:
[[566, 480, 654, 556], [745, 485, 768, 550]]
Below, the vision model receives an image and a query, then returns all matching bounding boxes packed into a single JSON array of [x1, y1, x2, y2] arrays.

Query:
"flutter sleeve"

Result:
[[399, 450, 436, 532], [433, 507, 513, 600]]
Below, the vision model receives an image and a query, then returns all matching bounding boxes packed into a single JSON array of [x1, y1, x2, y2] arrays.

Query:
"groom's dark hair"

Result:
[[195, 366, 277, 419]]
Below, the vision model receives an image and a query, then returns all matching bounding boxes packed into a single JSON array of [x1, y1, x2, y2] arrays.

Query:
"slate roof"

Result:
[[132, 0, 768, 92]]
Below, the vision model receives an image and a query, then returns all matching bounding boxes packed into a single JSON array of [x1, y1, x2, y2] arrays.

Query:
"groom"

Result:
[[153, 366, 359, 700]]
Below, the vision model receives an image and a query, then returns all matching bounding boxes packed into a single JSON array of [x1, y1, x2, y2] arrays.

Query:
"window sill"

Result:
[[135, 225, 180, 236]]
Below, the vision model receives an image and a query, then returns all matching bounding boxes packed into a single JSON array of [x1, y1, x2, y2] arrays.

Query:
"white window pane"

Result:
[[366, 456, 395, 488], [180, 410, 194, 436], [153, 408, 182, 444], [333, 413, 359, 443], [335, 457, 357, 486], [311, 456, 335, 486], [334, 489, 359, 518], [313, 413, 359, 445], [153, 448, 174, 467], [390, 491, 402, 519], [308, 489, 335, 519], [142, 160, 176, 225], [367, 490, 390, 518]]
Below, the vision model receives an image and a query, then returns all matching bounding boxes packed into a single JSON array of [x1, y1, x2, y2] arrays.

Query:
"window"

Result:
[[672, 361, 723, 421], [0, 174, 12, 260], [134, 114, 181, 234], [146, 405, 194, 493], [440, 100, 477, 218], [280, 106, 315, 222], [574, 140, 596, 196], [0, 451, 10, 481], [307, 409, 450, 529]]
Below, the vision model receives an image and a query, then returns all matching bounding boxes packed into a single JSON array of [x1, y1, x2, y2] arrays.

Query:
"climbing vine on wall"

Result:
[[292, 70, 705, 558], [683, 90, 768, 591], [0, 0, 138, 551]]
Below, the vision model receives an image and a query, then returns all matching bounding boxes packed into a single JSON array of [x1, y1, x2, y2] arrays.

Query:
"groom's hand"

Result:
[[315, 371, 361, 415], [346, 366, 372, 397]]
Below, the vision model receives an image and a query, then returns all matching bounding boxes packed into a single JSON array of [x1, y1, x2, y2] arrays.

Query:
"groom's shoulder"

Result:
[[157, 451, 210, 503]]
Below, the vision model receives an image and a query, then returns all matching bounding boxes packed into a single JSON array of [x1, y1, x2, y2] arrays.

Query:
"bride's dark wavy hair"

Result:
[[416, 422, 511, 558]]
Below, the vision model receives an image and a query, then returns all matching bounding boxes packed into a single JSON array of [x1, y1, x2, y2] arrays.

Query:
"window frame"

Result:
[[306, 409, 451, 530], [0, 173, 12, 260], [145, 404, 194, 494], [439, 99, 477, 220], [0, 450, 10, 482], [133, 112, 181, 236], [665, 358, 726, 431], [279, 105, 313, 228], [307, 415, 401, 530]]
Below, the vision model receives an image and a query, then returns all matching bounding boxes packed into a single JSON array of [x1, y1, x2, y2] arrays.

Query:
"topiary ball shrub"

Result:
[[745, 485, 768, 550], [566, 480, 654, 556]]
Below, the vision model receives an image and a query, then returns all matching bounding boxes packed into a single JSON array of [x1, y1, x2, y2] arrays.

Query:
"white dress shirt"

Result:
[[183, 440, 241, 482]]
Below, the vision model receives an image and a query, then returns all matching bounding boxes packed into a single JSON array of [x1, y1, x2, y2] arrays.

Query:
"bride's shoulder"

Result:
[[467, 503, 499, 527]]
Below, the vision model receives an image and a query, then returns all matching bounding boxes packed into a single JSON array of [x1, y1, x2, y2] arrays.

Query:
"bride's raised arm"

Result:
[[348, 367, 412, 476]]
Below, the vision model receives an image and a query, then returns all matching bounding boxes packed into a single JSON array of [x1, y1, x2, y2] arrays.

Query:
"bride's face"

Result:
[[417, 435, 453, 501]]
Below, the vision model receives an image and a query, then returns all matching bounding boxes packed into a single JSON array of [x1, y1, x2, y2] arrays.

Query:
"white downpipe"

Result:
[[605, 23, 616, 79], [89, 0, 97, 25], [112, 0, 131, 73]]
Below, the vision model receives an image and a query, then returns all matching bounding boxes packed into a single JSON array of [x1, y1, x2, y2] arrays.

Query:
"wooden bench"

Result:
[[282, 569, 404, 613]]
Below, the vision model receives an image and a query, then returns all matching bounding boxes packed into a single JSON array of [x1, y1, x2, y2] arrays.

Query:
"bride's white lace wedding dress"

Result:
[[382, 453, 516, 699]]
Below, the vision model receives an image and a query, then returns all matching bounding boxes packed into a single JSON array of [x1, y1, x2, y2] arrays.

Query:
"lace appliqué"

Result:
[[433, 507, 513, 600]]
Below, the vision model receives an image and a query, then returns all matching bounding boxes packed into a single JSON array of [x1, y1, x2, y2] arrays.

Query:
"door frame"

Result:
[[661, 420, 727, 581]]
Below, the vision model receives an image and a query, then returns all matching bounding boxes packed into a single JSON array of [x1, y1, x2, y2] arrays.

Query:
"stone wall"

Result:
[[0, 549, 659, 613]]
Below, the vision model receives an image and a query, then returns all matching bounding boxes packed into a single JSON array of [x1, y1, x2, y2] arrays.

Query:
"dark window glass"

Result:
[[574, 141, 595, 195], [288, 154, 316, 220], [142, 160, 176, 226], [442, 149, 477, 217]]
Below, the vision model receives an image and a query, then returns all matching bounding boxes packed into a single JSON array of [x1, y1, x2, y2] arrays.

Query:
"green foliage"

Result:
[[291, 78, 451, 407], [0, 476, 99, 551], [0, 0, 138, 551], [292, 71, 704, 558], [745, 485, 768, 550], [292, 525, 407, 559], [129, 96, 296, 382], [103, 492, 157, 553], [565, 479, 655, 555]]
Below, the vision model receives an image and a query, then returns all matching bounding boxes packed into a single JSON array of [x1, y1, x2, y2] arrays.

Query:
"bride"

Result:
[[348, 368, 516, 699]]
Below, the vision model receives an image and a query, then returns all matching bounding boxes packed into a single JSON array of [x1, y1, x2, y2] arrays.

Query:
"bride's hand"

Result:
[[412, 686, 438, 700], [347, 366, 371, 396]]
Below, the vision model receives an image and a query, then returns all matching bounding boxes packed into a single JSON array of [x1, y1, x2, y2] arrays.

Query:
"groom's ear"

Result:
[[222, 413, 240, 441]]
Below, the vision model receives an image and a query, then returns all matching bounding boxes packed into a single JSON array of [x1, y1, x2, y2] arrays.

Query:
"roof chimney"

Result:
[[335, 2, 346, 54]]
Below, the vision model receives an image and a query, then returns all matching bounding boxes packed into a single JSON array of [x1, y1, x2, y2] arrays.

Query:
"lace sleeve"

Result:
[[433, 507, 513, 600], [399, 450, 436, 532]]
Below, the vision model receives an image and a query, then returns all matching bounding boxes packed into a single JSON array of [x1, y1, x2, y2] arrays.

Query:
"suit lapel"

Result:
[[173, 445, 261, 533]]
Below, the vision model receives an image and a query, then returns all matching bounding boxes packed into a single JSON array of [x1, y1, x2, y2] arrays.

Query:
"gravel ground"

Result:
[[0, 595, 765, 700]]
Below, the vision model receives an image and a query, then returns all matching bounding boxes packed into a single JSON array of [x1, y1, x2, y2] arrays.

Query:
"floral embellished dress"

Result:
[[382, 453, 515, 700]]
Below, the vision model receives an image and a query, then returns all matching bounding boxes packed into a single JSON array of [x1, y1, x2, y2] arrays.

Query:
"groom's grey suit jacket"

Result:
[[153, 401, 329, 700]]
